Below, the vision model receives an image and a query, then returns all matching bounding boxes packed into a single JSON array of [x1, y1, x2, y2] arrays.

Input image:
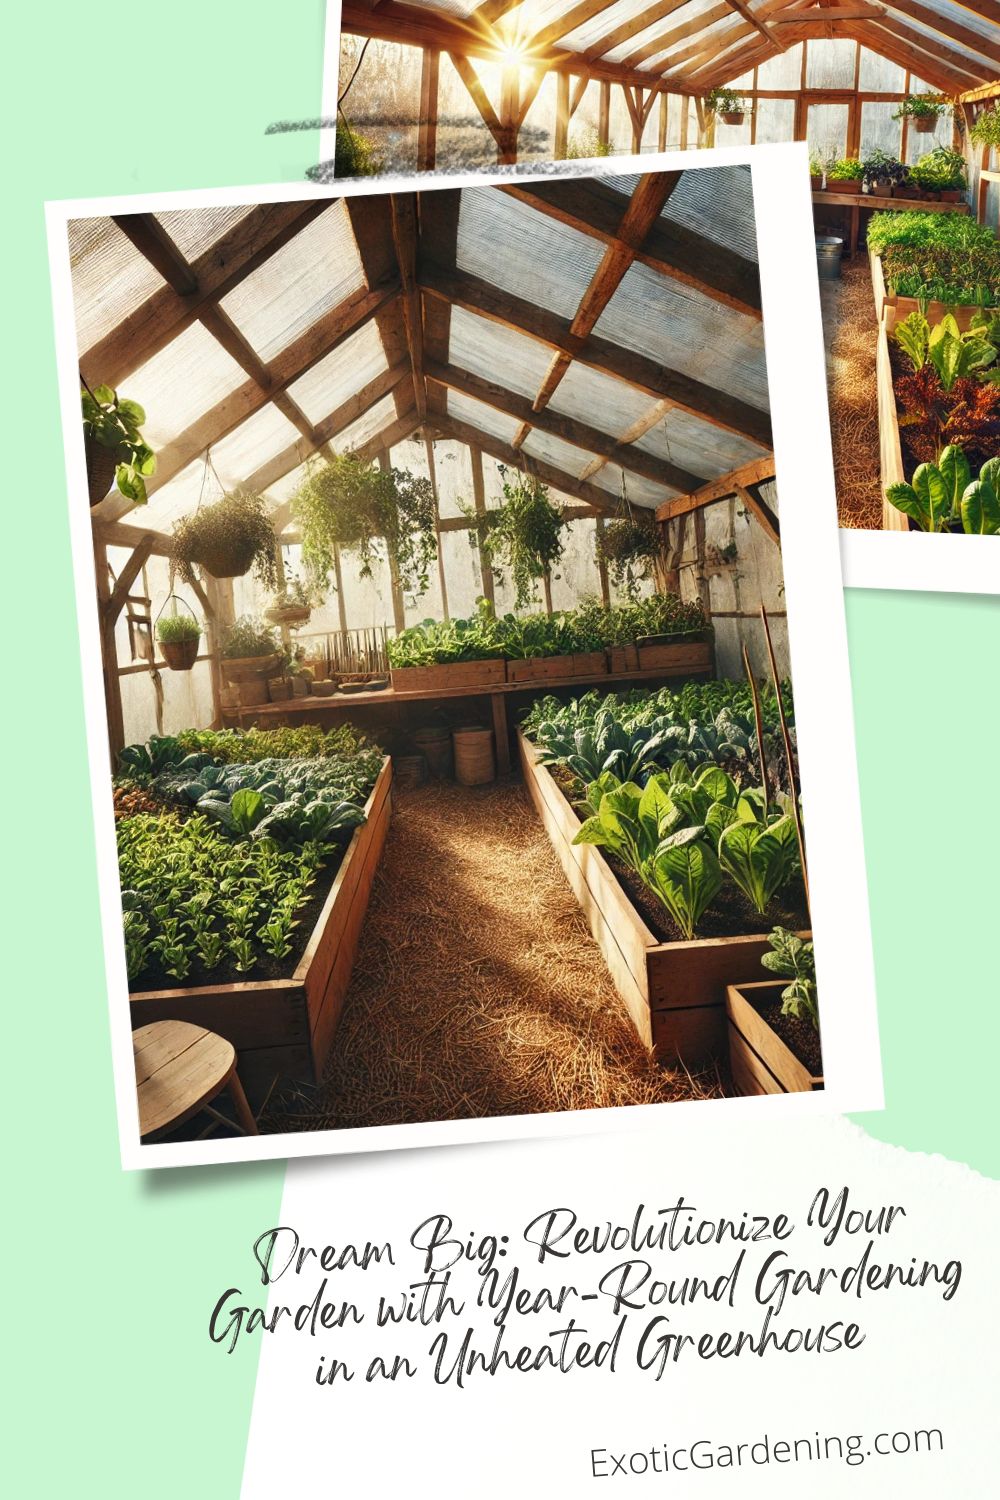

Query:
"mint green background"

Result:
[[4, 5, 997, 1495]]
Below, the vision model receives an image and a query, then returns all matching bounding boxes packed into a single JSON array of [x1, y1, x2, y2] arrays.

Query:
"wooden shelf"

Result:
[[813, 192, 968, 212]]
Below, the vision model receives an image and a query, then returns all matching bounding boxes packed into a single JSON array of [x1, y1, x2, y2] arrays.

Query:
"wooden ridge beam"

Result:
[[432, 412, 624, 512], [421, 260, 772, 447], [344, 195, 414, 425], [389, 193, 427, 421], [655, 456, 776, 521], [425, 359, 700, 492], [500, 178, 762, 318], [81, 202, 328, 387]]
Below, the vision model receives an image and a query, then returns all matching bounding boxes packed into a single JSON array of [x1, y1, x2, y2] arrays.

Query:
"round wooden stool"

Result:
[[132, 1021, 259, 1139]]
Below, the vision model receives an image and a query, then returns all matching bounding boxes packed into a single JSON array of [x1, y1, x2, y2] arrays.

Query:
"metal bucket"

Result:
[[816, 237, 843, 279]]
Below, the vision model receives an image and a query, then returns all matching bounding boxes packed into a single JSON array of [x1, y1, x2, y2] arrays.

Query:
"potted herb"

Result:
[[893, 94, 948, 134], [220, 616, 282, 706], [808, 151, 824, 190], [909, 148, 967, 202], [970, 101, 1000, 152], [705, 87, 749, 126], [825, 158, 864, 195], [473, 467, 565, 610], [727, 927, 822, 1094], [156, 612, 201, 672], [861, 149, 909, 197], [294, 454, 437, 601], [81, 383, 156, 506], [172, 488, 279, 589]]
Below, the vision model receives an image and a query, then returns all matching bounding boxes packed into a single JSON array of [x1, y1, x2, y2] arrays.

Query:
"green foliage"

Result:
[[294, 453, 437, 600], [860, 149, 909, 193], [334, 120, 384, 177], [565, 128, 612, 159], [892, 95, 948, 122], [221, 615, 279, 660], [171, 489, 278, 590], [886, 447, 1000, 534], [81, 384, 156, 504], [704, 88, 749, 116], [718, 813, 799, 916], [153, 750, 383, 818], [175, 721, 375, 764], [892, 311, 998, 391], [643, 836, 723, 942], [969, 102, 1000, 150], [827, 158, 864, 182], [387, 599, 507, 666], [156, 613, 201, 644], [867, 211, 995, 257], [472, 468, 566, 609], [762, 927, 818, 1030], [540, 710, 676, 786], [594, 510, 663, 598], [908, 148, 967, 193]]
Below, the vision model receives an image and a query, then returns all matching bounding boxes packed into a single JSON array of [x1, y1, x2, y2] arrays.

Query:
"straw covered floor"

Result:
[[263, 778, 723, 1132], [822, 259, 882, 531]]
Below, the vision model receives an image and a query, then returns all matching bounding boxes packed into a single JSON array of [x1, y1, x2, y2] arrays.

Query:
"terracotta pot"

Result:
[[720, 111, 744, 126], [810, 175, 822, 191], [85, 433, 118, 506], [939, 189, 963, 202], [912, 114, 937, 133], [160, 636, 200, 671], [830, 179, 863, 194]]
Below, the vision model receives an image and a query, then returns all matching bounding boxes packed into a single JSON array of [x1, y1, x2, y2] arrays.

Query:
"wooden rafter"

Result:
[[655, 456, 776, 521], [583, 0, 692, 62], [722, 0, 786, 50], [389, 194, 427, 420], [433, 412, 626, 512]]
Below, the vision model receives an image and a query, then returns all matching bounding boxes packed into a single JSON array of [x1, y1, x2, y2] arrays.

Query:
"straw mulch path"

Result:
[[821, 258, 882, 530], [263, 778, 723, 1132]]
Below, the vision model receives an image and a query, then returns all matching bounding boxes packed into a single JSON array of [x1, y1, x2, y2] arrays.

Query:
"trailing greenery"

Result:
[[471, 468, 566, 610], [594, 510, 663, 597], [171, 489, 279, 589], [294, 453, 437, 601], [334, 119, 384, 177], [892, 95, 948, 123], [81, 384, 157, 504], [970, 102, 1000, 151], [762, 927, 818, 1030], [887, 447, 1000, 534], [156, 614, 201, 644]]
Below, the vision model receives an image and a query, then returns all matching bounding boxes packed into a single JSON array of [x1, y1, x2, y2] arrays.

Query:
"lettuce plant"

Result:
[[762, 927, 818, 1030], [887, 448, 1000, 533]]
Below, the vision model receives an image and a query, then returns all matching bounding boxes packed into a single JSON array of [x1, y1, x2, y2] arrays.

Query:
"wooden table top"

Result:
[[133, 1020, 236, 1138]]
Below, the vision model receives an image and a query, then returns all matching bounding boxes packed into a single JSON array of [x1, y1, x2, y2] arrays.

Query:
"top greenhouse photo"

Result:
[[49, 156, 877, 1167]]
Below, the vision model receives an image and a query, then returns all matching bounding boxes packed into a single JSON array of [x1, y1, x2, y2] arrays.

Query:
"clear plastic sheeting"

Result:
[[69, 217, 167, 354], [636, 407, 769, 482], [457, 189, 605, 321], [125, 321, 250, 450], [219, 203, 366, 362], [448, 307, 555, 399], [154, 206, 255, 263], [521, 428, 592, 481], [606, 167, 757, 261], [334, 392, 404, 456], [591, 465, 668, 509], [447, 389, 524, 448], [286, 319, 389, 426], [547, 360, 654, 444]]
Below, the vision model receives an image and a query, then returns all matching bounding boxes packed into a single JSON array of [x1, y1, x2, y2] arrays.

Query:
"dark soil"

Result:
[[129, 843, 345, 993], [751, 993, 823, 1078], [550, 765, 809, 945]]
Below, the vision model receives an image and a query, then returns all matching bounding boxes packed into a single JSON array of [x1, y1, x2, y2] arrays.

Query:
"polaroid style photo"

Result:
[[46, 144, 880, 1170]]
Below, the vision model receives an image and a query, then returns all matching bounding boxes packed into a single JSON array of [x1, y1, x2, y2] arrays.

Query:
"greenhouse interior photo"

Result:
[[73, 164, 818, 1147]]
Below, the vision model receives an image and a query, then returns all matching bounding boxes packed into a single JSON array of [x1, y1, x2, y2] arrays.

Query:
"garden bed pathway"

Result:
[[263, 778, 723, 1131], [821, 258, 882, 530]]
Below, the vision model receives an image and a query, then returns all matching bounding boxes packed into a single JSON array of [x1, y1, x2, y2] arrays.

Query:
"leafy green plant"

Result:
[[762, 927, 818, 1029], [886, 447, 1000, 533], [718, 814, 798, 916], [970, 101, 1000, 151], [908, 148, 967, 193], [565, 128, 612, 159], [539, 709, 675, 787], [294, 453, 437, 601], [643, 836, 722, 941], [892, 94, 948, 122], [705, 88, 749, 118], [472, 468, 565, 609], [827, 158, 864, 182], [221, 616, 279, 660], [893, 311, 997, 390], [172, 489, 278, 589], [867, 211, 994, 257], [387, 598, 506, 666], [81, 384, 156, 504], [334, 118, 384, 177], [156, 614, 201, 644], [861, 149, 909, 193]]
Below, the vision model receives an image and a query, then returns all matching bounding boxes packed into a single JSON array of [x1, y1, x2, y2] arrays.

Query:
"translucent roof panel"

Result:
[[219, 202, 366, 363], [125, 322, 250, 449], [547, 362, 654, 443], [448, 307, 554, 400], [446, 390, 522, 448], [335, 393, 403, 455], [69, 217, 167, 353], [898, 0, 998, 51], [559, 0, 658, 55], [287, 319, 389, 425], [635, 408, 769, 482], [877, 11, 993, 72], [457, 190, 604, 322], [602, 1, 720, 65], [399, 0, 480, 16], [521, 429, 590, 480], [592, 465, 672, 508], [596, 263, 769, 414], [609, 166, 757, 262], [153, 206, 256, 263], [146, 403, 304, 526]]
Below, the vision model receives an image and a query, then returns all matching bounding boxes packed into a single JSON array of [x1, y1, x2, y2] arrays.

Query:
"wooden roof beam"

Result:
[[527, 0, 620, 49], [501, 178, 762, 318], [388, 194, 427, 421], [583, 0, 692, 62], [881, 0, 1000, 69], [81, 202, 328, 387], [680, 35, 779, 90], [722, 0, 786, 49], [851, 18, 992, 87], [432, 412, 625, 512], [425, 359, 700, 492], [621, 4, 733, 71], [655, 456, 776, 521], [421, 260, 772, 447]]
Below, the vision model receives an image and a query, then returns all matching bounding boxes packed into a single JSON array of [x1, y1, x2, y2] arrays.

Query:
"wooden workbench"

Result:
[[222, 663, 712, 775], [812, 191, 969, 259]]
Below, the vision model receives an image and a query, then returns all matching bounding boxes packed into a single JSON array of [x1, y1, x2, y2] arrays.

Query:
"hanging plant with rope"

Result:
[[473, 466, 566, 610], [293, 452, 437, 600], [595, 479, 666, 600], [170, 454, 279, 589]]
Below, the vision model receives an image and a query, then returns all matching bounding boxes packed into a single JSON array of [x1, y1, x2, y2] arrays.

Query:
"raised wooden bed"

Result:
[[128, 756, 393, 1102], [727, 981, 824, 1095], [876, 319, 910, 532], [390, 659, 506, 692], [870, 249, 985, 335], [518, 734, 801, 1069], [507, 650, 608, 684], [639, 640, 712, 672]]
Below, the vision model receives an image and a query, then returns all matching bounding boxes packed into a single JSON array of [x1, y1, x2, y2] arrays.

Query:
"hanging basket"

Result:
[[912, 114, 937, 133], [86, 434, 118, 506], [189, 536, 258, 580], [161, 637, 200, 671], [264, 603, 312, 627], [720, 111, 744, 126]]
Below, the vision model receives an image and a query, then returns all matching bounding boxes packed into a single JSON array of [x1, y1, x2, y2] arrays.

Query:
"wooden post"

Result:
[[542, 569, 554, 614], [417, 47, 440, 172], [189, 572, 224, 728], [379, 448, 407, 632], [594, 515, 611, 607], [469, 443, 495, 607], [692, 509, 711, 616], [631, 87, 644, 153], [555, 71, 570, 159], [94, 537, 126, 767], [658, 92, 668, 152], [598, 81, 610, 151], [680, 99, 689, 151], [424, 433, 450, 620], [498, 63, 520, 164]]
